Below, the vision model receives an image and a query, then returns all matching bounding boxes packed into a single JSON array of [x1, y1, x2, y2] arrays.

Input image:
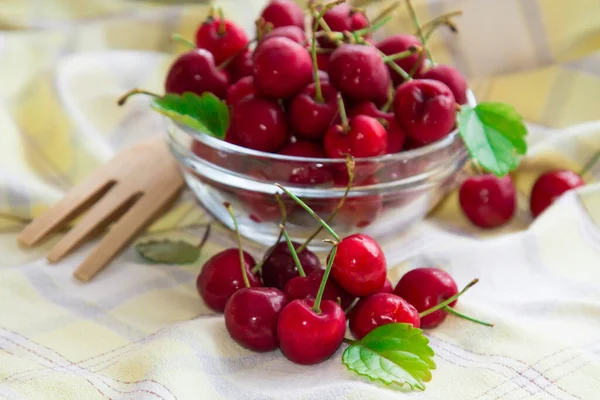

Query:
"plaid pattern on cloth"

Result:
[[1, 0, 600, 399]]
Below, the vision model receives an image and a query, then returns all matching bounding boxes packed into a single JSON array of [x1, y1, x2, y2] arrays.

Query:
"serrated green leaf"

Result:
[[150, 92, 229, 139], [458, 102, 528, 177], [342, 323, 435, 391], [136, 239, 200, 264]]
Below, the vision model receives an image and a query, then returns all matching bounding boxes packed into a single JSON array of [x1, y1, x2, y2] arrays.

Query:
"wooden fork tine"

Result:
[[46, 185, 142, 264], [17, 175, 116, 248], [73, 183, 183, 282]]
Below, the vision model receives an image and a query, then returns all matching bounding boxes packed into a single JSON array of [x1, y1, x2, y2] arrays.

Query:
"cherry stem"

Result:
[[170, 34, 196, 49], [297, 155, 355, 253], [371, 1, 401, 25], [311, 1, 343, 103], [251, 193, 287, 274], [218, 8, 226, 35], [326, 15, 392, 43], [579, 149, 600, 176], [405, 0, 433, 64], [423, 19, 458, 42], [116, 88, 160, 106], [312, 244, 338, 314], [382, 45, 421, 62], [419, 278, 479, 318], [275, 184, 341, 241], [343, 337, 358, 345], [315, 47, 334, 54], [444, 306, 494, 327], [421, 10, 462, 33], [337, 93, 349, 131], [281, 225, 306, 277], [381, 85, 395, 113], [359, 37, 411, 81], [217, 39, 254, 70], [224, 202, 250, 288]]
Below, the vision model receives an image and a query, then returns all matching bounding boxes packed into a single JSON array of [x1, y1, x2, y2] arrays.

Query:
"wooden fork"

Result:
[[17, 138, 185, 282]]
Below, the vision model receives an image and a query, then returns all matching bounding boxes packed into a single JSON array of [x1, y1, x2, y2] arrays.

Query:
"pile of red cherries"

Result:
[[165, 0, 468, 161]]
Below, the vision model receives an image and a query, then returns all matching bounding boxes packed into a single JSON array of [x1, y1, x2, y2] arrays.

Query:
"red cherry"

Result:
[[260, 0, 305, 29], [238, 171, 295, 223], [226, 75, 258, 106], [333, 174, 383, 228], [394, 267, 458, 329], [279, 141, 333, 184], [419, 64, 468, 105], [316, 4, 369, 48], [289, 82, 339, 141], [328, 44, 390, 104], [349, 293, 420, 340], [262, 25, 307, 45], [164, 49, 229, 99], [348, 102, 406, 153], [376, 35, 423, 86], [316, 53, 330, 71], [253, 37, 313, 99], [224, 287, 287, 352], [261, 241, 323, 290], [379, 278, 394, 294], [195, 18, 249, 65], [394, 79, 456, 145], [530, 170, 585, 218], [348, 101, 392, 122], [284, 270, 354, 310], [231, 96, 289, 152], [196, 249, 261, 312], [459, 174, 516, 229], [329, 234, 387, 297], [227, 49, 253, 83], [277, 299, 346, 364], [324, 115, 388, 159]]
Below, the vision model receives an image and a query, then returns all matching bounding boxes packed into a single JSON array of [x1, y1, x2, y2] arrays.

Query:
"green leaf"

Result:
[[136, 239, 200, 264], [342, 323, 435, 391], [458, 101, 528, 177], [151, 92, 229, 139]]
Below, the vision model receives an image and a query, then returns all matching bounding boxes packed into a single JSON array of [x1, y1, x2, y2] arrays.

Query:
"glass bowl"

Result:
[[166, 91, 475, 250]]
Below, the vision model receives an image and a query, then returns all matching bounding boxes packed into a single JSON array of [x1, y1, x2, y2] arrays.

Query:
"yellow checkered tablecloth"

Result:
[[1, 0, 600, 399]]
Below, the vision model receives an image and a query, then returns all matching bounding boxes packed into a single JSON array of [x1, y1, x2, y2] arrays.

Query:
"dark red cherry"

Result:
[[227, 49, 253, 83], [377, 35, 423, 86], [459, 174, 516, 228], [329, 233, 387, 297], [195, 18, 249, 65], [394, 267, 458, 329], [277, 299, 346, 364], [289, 82, 339, 141], [328, 44, 390, 104], [394, 79, 456, 145], [224, 287, 287, 352], [226, 75, 258, 106], [348, 102, 406, 153], [279, 141, 333, 184], [284, 270, 354, 310], [316, 53, 330, 71], [262, 25, 307, 45], [253, 37, 313, 99], [316, 4, 369, 48], [164, 49, 229, 99], [261, 241, 323, 290], [349, 293, 420, 339], [324, 115, 388, 159], [260, 0, 305, 29], [231, 95, 289, 152], [196, 249, 261, 312], [379, 278, 394, 294], [419, 64, 468, 105], [530, 170, 585, 218]]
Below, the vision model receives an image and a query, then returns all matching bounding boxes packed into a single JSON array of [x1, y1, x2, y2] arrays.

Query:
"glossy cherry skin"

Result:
[[324, 115, 388, 159], [262, 26, 307, 45], [394, 79, 456, 145], [261, 241, 323, 290], [195, 18, 249, 65], [376, 35, 423, 86], [196, 249, 262, 312], [226, 75, 259, 106], [260, 0, 305, 29], [284, 270, 354, 310], [277, 299, 346, 365], [253, 37, 313, 99], [328, 44, 390, 104], [329, 234, 387, 297], [289, 82, 339, 141], [316, 4, 369, 48], [459, 174, 516, 229], [394, 267, 458, 329], [348, 102, 406, 153], [227, 49, 253, 83], [530, 170, 585, 218], [231, 95, 289, 152], [164, 49, 229, 99], [224, 287, 287, 352], [349, 293, 421, 340], [419, 64, 468, 105], [379, 278, 394, 294], [279, 141, 333, 184]]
